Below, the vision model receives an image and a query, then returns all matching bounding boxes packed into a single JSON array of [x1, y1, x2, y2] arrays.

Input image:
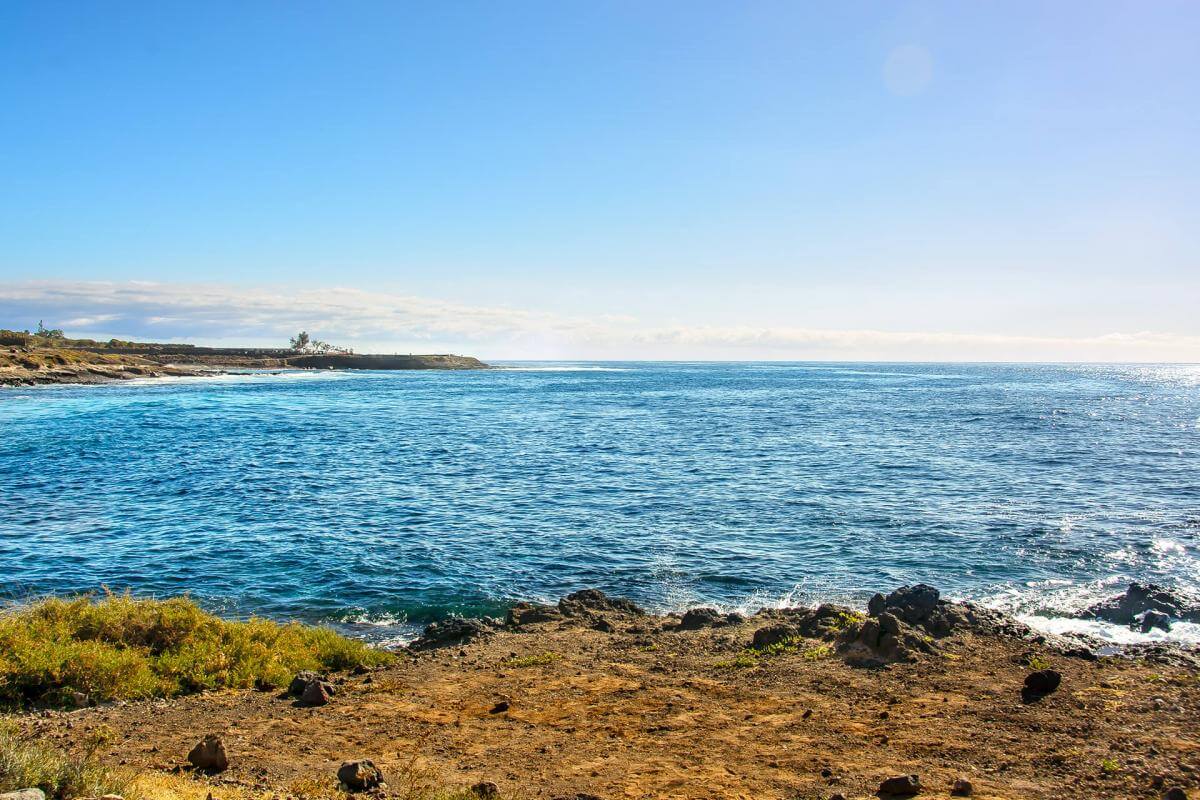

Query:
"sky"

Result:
[[1, 1, 1197, 361]]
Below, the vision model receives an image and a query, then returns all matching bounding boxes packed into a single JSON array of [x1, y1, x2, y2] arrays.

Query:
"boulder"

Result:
[[337, 760, 384, 792], [877, 774, 921, 796], [287, 670, 325, 697], [187, 734, 229, 772], [951, 777, 974, 796], [1024, 669, 1062, 696], [506, 602, 562, 627], [409, 617, 496, 650], [558, 589, 645, 617], [1083, 583, 1199, 627], [1163, 788, 1188, 800], [1140, 610, 1172, 633], [470, 782, 499, 798], [837, 613, 934, 666], [677, 607, 743, 630], [298, 679, 333, 706], [752, 623, 800, 649]]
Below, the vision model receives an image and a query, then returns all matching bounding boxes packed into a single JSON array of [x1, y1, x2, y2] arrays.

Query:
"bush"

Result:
[[0, 719, 133, 799], [0, 595, 393, 707]]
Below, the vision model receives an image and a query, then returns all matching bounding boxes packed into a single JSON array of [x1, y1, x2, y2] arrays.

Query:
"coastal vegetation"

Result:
[[0, 719, 133, 799], [0, 595, 392, 708]]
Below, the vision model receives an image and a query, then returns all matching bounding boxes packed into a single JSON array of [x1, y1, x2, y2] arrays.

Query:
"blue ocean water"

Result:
[[1, 362, 1198, 644]]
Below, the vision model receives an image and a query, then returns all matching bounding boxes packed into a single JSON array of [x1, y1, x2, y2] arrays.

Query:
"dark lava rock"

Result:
[[679, 607, 722, 630], [489, 700, 510, 714], [1141, 609, 1172, 633], [298, 679, 333, 706], [1024, 669, 1062, 695], [1083, 582, 1199, 626], [506, 602, 562, 627], [409, 617, 496, 650], [879, 584, 941, 625], [287, 670, 324, 697], [337, 760, 383, 792], [470, 782, 499, 798], [678, 607, 742, 630], [558, 589, 645, 617], [838, 612, 934, 666], [187, 734, 229, 773], [877, 774, 921, 796], [951, 777, 974, 796], [752, 623, 800, 649], [1163, 788, 1188, 800], [591, 616, 617, 633], [868, 584, 1026, 639]]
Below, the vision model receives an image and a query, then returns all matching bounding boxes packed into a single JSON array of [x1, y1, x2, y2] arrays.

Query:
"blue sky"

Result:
[[1, 1, 1197, 360]]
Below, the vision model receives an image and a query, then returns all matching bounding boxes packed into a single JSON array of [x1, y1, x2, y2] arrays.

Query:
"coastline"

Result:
[[6, 585, 1197, 800], [0, 343, 489, 386]]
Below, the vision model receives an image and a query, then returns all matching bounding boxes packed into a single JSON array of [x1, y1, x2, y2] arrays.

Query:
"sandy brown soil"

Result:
[[23, 603, 1200, 800]]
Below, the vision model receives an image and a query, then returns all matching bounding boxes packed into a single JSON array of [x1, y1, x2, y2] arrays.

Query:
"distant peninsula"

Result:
[[0, 327, 488, 386]]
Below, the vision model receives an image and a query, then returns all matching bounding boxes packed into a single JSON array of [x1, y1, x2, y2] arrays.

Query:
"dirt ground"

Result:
[[24, 607, 1200, 800]]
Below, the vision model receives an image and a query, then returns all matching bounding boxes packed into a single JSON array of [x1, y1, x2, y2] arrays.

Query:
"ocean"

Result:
[[1, 362, 1197, 645]]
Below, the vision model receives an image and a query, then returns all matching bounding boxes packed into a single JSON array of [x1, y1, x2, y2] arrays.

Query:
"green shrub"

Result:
[[0, 595, 393, 707]]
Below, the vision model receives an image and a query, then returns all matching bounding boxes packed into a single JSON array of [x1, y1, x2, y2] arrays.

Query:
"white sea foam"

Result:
[[494, 365, 631, 372]]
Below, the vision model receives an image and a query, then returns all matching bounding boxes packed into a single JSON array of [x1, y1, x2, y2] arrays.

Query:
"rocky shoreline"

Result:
[[0, 344, 489, 386], [11, 583, 1198, 800]]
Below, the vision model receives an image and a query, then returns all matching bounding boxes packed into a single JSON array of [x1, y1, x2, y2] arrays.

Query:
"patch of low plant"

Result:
[[500, 652, 561, 668], [1026, 654, 1052, 671], [829, 610, 865, 631], [0, 594, 394, 707], [1100, 758, 1121, 774], [715, 637, 831, 669], [0, 719, 134, 799]]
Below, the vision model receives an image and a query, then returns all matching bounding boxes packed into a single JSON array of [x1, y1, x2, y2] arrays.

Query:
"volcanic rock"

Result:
[[187, 734, 229, 772], [410, 617, 496, 650], [558, 589, 645, 617], [877, 773, 921, 796], [337, 760, 383, 792], [506, 602, 562, 627], [1083, 582, 1199, 626]]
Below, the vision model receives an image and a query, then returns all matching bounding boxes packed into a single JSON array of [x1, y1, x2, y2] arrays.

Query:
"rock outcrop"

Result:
[[1082, 583, 1200, 631]]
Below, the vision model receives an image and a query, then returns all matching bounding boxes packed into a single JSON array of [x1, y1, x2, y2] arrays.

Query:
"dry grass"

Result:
[[0, 718, 136, 799], [0, 595, 393, 708]]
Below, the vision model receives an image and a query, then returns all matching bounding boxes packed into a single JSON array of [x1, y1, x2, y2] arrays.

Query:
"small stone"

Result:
[[298, 680, 332, 707], [1163, 789, 1188, 800], [1024, 669, 1062, 695], [337, 760, 383, 792], [187, 734, 229, 772], [489, 700, 510, 714], [951, 777, 974, 796], [877, 774, 921, 796], [470, 782, 499, 798]]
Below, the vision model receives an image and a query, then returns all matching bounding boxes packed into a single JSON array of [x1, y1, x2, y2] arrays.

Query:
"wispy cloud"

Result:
[[1, 280, 1197, 361]]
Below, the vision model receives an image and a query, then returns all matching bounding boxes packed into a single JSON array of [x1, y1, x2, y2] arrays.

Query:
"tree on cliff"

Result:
[[36, 320, 65, 339], [288, 331, 353, 355]]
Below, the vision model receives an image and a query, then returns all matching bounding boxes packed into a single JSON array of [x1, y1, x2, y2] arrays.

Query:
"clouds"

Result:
[[1, 280, 1197, 362]]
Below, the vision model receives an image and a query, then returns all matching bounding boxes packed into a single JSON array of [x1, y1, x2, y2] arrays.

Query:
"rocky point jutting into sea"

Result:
[[0, 330, 488, 385], [7, 582, 1198, 800]]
